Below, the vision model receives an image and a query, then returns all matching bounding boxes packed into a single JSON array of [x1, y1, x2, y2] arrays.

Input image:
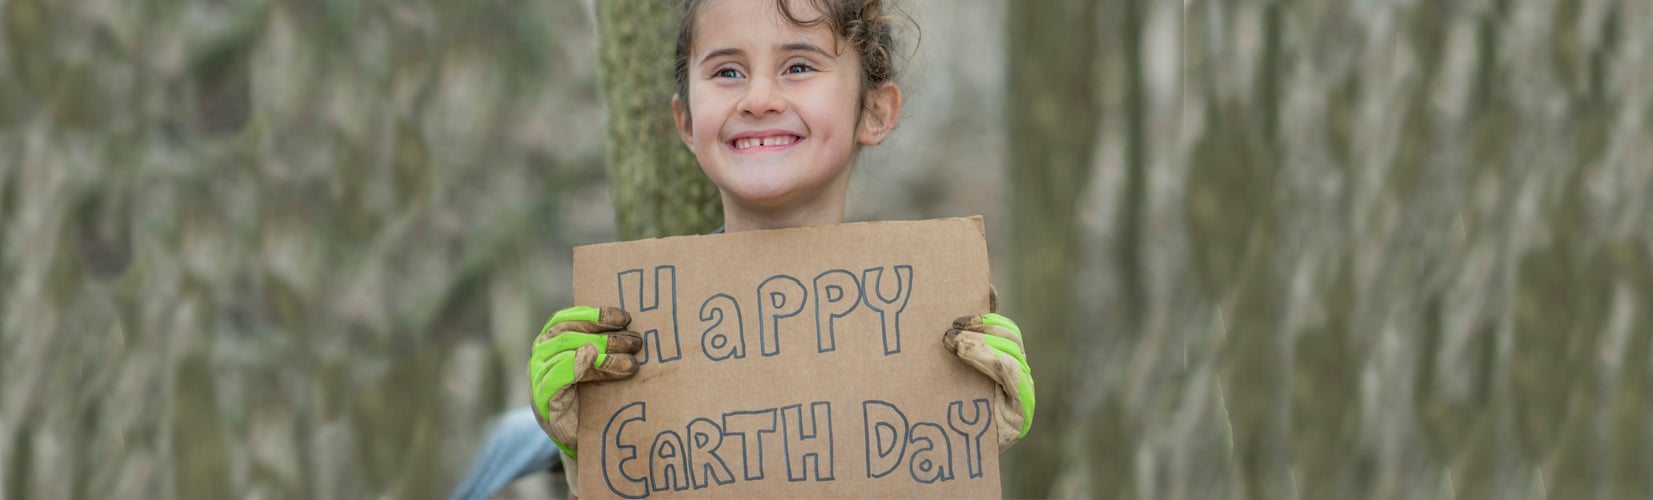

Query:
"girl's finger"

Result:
[[541, 306, 633, 338], [951, 314, 1027, 352], [584, 353, 639, 382], [604, 330, 645, 354]]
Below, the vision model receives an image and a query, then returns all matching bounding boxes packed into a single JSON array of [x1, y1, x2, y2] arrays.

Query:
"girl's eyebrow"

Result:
[[698, 42, 833, 67], [699, 48, 743, 66], [779, 42, 832, 59]]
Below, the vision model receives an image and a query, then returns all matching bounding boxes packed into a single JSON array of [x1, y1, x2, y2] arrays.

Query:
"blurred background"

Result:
[[0, 0, 1647, 499]]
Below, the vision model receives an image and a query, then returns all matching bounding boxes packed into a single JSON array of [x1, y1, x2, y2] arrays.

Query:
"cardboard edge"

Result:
[[572, 216, 988, 256]]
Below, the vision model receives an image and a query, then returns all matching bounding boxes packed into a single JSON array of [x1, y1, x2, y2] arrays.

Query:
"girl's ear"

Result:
[[672, 94, 693, 146], [857, 82, 903, 146]]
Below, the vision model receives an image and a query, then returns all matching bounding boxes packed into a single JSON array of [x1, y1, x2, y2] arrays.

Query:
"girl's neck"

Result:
[[720, 191, 848, 233]]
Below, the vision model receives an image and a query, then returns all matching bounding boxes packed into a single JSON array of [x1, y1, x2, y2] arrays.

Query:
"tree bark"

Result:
[[1004, 0, 1103, 497], [595, 0, 722, 239]]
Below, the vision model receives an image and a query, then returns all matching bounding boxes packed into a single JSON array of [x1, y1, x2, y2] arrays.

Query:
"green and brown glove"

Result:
[[943, 306, 1036, 452], [528, 306, 644, 461]]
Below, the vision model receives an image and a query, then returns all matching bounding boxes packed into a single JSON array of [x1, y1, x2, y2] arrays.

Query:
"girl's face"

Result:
[[674, 0, 899, 216]]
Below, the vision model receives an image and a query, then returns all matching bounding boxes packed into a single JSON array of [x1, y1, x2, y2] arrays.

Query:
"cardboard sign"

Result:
[[572, 217, 1000, 498]]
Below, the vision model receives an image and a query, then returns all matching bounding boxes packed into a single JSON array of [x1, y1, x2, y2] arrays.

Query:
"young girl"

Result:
[[453, 1, 1034, 497]]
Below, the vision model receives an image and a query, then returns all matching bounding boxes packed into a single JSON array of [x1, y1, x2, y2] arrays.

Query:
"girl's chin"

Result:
[[703, 162, 850, 209], [717, 169, 806, 196], [725, 186, 802, 208]]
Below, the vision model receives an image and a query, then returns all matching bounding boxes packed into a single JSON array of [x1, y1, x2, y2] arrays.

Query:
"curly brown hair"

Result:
[[672, 0, 911, 114]]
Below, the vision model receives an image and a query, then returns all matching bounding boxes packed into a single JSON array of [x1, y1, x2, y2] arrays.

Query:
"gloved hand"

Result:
[[943, 304, 1035, 452], [528, 306, 644, 461]]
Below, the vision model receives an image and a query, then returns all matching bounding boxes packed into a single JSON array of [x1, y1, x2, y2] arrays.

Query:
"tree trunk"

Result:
[[595, 0, 722, 239], [1004, 0, 1103, 497]]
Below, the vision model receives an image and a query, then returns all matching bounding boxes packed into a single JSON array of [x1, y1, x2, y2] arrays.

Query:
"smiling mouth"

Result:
[[730, 135, 803, 150]]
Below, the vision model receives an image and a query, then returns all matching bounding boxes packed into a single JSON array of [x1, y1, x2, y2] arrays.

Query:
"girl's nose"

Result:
[[739, 77, 786, 117]]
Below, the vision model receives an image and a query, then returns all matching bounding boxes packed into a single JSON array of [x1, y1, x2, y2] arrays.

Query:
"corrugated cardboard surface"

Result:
[[573, 217, 999, 498]]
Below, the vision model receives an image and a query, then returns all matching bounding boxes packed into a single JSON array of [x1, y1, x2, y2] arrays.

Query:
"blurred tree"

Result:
[[596, 0, 722, 239], [1004, 0, 1102, 497]]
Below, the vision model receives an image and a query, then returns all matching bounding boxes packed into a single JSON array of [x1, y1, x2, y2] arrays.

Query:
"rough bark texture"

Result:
[[1003, 0, 1103, 497], [596, 0, 722, 239]]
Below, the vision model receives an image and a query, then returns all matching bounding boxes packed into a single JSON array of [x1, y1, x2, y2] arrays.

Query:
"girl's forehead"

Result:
[[690, 0, 840, 57]]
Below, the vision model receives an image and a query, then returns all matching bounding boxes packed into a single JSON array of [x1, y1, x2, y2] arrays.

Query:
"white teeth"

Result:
[[734, 135, 798, 149]]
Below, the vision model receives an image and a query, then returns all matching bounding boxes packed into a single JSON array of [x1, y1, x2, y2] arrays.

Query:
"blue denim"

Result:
[[449, 406, 561, 499]]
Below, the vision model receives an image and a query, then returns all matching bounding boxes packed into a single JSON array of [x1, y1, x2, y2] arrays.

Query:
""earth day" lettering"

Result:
[[598, 398, 992, 498]]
